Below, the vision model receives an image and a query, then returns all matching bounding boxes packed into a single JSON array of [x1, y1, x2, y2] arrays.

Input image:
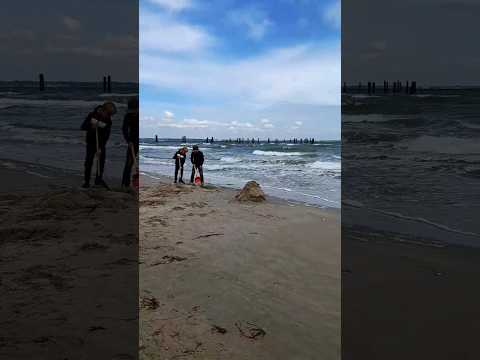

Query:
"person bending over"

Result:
[[190, 145, 204, 185], [81, 102, 116, 188], [173, 146, 188, 183]]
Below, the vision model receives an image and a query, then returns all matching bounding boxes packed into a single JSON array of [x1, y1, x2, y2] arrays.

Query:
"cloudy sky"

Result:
[[0, 0, 138, 82], [140, 0, 341, 140], [343, 0, 480, 86]]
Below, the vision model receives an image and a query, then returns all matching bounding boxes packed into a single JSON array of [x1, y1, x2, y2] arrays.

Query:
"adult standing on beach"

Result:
[[81, 102, 117, 188], [190, 145, 204, 186], [121, 97, 139, 188]]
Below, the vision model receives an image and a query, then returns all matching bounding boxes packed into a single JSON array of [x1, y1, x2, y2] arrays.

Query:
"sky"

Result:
[[140, 0, 341, 140], [343, 0, 480, 86], [0, 0, 138, 82]]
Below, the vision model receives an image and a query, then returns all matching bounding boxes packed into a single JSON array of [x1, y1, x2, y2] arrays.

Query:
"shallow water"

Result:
[[140, 138, 341, 208], [0, 81, 138, 181], [343, 88, 480, 246]]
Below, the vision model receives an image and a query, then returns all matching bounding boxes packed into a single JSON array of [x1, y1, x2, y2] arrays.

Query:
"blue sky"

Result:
[[140, 0, 340, 140]]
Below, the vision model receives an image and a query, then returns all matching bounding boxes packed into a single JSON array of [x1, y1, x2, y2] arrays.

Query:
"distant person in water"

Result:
[[190, 145, 204, 185], [173, 146, 188, 183], [121, 97, 139, 188], [81, 102, 117, 188]]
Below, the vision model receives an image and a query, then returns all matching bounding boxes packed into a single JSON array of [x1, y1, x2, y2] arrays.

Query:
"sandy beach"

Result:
[[139, 174, 341, 359], [342, 225, 480, 359], [0, 160, 138, 360]]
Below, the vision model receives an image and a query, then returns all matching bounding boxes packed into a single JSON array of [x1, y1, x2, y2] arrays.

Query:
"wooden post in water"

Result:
[[368, 82, 372, 95], [103, 76, 107, 92], [372, 82, 376, 94], [411, 81, 417, 94], [39, 73, 45, 91], [406, 81, 409, 94], [107, 75, 112, 93], [155, 135, 158, 142]]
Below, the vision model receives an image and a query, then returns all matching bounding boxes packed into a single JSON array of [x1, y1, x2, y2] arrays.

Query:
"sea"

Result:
[[343, 87, 480, 247], [140, 138, 341, 208], [0, 81, 138, 183]]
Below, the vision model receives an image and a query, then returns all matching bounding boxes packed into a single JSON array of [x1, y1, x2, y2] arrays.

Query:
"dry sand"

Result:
[[139, 174, 341, 360], [0, 161, 138, 360]]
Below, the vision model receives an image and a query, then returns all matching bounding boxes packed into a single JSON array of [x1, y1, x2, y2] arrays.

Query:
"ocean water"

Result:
[[140, 139, 341, 208], [343, 88, 480, 247], [0, 81, 138, 182]]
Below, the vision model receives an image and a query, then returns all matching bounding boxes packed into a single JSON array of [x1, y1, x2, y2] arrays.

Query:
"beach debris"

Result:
[[183, 342, 203, 355], [151, 255, 188, 266], [88, 326, 106, 332], [141, 296, 159, 310], [80, 242, 108, 251], [234, 321, 266, 340], [33, 336, 50, 343], [211, 325, 227, 334], [193, 233, 224, 240], [235, 181, 266, 202]]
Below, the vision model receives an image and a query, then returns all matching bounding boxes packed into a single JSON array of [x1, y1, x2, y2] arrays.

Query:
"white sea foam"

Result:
[[399, 136, 480, 155], [253, 150, 305, 156], [308, 161, 341, 170], [220, 156, 242, 163]]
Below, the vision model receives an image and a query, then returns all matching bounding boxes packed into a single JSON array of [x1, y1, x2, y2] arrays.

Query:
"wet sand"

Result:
[[139, 174, 341, 359], [0, 161, 138, 359], [342, 226, 480, 360]]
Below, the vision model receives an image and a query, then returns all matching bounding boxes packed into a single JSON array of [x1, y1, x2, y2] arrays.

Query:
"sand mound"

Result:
[[235, 181, 266, 202], [36, 189, 133, 212]]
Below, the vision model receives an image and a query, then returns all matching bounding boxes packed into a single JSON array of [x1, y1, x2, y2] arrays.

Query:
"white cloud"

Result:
[[323, 1, 341, 29], [62, 16, 81, 31], [147, 0, 193, 12], [140, 10, 214, 53], [227, 6, 273, 41], [295, 121, 303, 126], [161, 110, 175, 122], [163, 110, 175, 119], [260, 118, 270, 123], [141, 44, 340, 106], [263, 123, 275, 128]]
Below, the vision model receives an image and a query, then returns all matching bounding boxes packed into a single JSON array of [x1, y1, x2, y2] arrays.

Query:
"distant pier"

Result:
[[342, 80, 418, 95]]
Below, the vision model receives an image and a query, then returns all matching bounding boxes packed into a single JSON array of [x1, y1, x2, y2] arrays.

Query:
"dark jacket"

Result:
[[122, 111, 139, 144], [173, 150, 187, 166], [81, 108, 112, 146], [191, 150, 204, 167]]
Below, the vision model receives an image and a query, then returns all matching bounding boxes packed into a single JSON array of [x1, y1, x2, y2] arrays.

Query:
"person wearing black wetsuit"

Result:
[[173, 147, 188, 183], [81, 102, 116, 188], [121, 97, 139, 187], [190, 145, 204, 185]]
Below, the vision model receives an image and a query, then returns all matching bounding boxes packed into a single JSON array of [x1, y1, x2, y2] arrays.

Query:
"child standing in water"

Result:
[[173, 146, 188, 183]]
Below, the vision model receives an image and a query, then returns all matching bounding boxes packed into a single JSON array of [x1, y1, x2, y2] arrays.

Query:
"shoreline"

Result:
[[141, 170, 341, 214]]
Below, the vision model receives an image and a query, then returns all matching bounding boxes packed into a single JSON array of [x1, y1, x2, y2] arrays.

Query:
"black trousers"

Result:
[[190, 165, 204, 183], [122, 143, 139, 187], [174, 161, 184, 181], [84, 142, 106, 184]]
